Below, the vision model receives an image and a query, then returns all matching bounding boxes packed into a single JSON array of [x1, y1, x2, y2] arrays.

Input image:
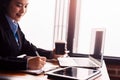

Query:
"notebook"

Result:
[[58, 28, 106, 69], [46, 66, 101, 80]]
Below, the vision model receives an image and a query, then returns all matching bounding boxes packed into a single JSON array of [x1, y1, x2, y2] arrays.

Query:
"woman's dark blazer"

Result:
[[0, 12, 52, 70]]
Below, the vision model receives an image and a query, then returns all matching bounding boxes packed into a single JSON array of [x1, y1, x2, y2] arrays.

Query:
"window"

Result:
[[19, 0, 69, 50], [73, 0, 120, 57]]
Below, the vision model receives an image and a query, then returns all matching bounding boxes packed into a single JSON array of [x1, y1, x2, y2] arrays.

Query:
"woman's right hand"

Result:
[[27, 56, 46, 70]]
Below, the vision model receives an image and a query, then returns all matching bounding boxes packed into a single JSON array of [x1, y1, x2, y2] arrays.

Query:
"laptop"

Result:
[[58, 28, 106, 69]]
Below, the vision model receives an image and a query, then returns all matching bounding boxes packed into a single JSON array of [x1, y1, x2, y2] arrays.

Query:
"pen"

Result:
[[35, 50, 40, 56]]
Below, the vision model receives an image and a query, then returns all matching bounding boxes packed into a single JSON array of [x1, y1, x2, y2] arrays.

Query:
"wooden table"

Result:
[[0, 60, 110, 80]]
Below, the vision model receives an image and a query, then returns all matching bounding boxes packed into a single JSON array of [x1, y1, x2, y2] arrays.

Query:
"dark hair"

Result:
[[0, 0, 11, 13]]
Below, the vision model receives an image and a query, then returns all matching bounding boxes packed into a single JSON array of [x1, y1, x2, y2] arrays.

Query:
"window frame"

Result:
[[67, 0, 120, 61]]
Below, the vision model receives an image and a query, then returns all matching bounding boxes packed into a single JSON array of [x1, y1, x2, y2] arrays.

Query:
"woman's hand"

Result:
[[27, 56, 46, 70]]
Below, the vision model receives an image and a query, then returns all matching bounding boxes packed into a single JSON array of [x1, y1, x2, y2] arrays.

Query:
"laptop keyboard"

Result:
[[58, 57, 78, 66], [58, 57, 97, 67], [73, 58, 96, 67]]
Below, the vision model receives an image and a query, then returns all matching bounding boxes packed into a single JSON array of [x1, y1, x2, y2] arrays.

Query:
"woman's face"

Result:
[[7, 0, 29, 22]]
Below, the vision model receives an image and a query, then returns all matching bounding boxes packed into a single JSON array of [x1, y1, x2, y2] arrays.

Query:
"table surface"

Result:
[[0, 60, 110, 80]]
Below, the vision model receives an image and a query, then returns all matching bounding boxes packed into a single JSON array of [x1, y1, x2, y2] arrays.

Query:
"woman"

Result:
[[0, 0, 62, 70]]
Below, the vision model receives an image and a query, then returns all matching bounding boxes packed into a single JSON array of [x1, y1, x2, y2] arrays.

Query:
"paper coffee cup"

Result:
[[55, 40, 67, 55]]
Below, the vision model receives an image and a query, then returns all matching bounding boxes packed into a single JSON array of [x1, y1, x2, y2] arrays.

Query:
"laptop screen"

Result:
[[90, 28, 106, 66]]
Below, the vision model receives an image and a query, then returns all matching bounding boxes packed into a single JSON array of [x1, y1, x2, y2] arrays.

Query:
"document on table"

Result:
[[21, 62, 59, 75]]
